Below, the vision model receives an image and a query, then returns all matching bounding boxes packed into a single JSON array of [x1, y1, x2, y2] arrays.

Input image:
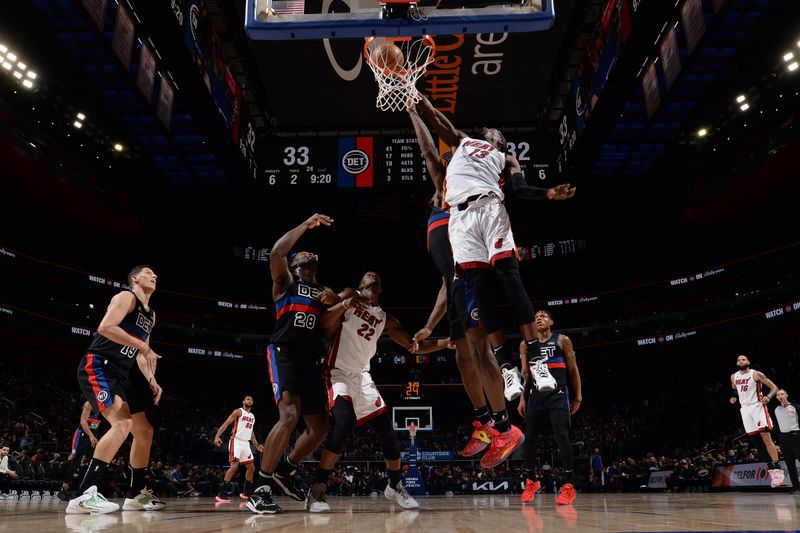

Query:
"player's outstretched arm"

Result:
[[415, 95, 466, 149], [270, 213, 333, 300], [413, 278, 448, 342], [214, 409, 241, 447], [504, 154, 577, 201], [756, 371, 779, 404], [386, 314, 447, 354], [561, 335, 582, 414], [408, 101, 445, 198]]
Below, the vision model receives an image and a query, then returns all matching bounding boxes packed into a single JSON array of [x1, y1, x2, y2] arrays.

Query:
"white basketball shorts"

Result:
[[740, 403, 773, 435], [329, 368, 387, 424], [448, 195, 517, 267]]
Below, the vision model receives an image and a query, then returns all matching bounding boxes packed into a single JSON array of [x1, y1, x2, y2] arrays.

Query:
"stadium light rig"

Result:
[[0, 39, 37, 90]]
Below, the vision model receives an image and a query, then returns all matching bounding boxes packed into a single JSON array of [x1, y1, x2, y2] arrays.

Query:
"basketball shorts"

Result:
[[740, 403, 773, 434], [524, 387, 571, 437], [327, 368, 387, 424], [266, 344, 327, 415], [229, 438, 254, 465], [448, 196, 517, 267], [77, 353, 150, 415]]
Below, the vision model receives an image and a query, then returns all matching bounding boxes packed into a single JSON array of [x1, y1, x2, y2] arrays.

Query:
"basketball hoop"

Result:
[[407, 421, 418, 442], [364, 35, 436, 112]]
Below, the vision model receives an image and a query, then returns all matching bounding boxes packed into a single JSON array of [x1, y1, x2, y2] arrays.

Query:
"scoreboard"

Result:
[[259, 133, 556, 189]]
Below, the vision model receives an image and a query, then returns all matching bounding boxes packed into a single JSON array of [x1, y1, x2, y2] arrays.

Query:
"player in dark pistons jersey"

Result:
[[518, 310, 582, 506], [248, 213, 350, 515], [69, 265, 165, 514], [57, 402, 109, 501]]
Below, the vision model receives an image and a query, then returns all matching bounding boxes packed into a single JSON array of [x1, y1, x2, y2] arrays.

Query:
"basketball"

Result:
[[371, 42, 405, 75]]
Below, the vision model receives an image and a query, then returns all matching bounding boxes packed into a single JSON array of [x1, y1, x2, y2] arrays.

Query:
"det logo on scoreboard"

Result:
[[338, 136, 373, 188]]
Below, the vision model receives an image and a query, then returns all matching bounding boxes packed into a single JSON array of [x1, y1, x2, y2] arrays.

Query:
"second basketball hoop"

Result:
[[364, 35, 435, 113]]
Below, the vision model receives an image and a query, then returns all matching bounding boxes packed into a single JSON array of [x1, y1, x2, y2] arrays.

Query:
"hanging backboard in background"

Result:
[[392, 406, 434, 432], [245, 0, 555, 40]]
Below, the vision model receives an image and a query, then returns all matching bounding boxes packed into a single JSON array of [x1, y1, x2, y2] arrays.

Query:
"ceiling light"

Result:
[[12, 70, 22, 79], [784, 52, 795, 62], [113, 143, 124, 152], [697, 128, 708, 137], [0, 45, 7, 53], [1, 62, 11, 70], [77, 112, 85, 120], [22, 79, 33, 89], [16, 62, 25, 70], [740, 103, 750, 111], [735, 95, 746, 103], [73, 120, 83, 129], [789, 62, 799, 72], [26, 71, 36, 79], [6, 52, 16, 61]]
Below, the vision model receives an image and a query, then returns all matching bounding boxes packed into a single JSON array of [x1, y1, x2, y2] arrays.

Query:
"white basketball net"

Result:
[[407, 422, 418, 440], [364, 36, 436, 112]]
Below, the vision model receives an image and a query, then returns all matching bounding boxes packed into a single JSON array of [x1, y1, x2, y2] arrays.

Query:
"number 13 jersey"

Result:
[[443, 136, 507, 208], [326, 298, 386, 374]]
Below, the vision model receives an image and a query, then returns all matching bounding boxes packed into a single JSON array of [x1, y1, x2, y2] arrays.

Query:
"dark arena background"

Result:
[[1, 0, 800, 531]]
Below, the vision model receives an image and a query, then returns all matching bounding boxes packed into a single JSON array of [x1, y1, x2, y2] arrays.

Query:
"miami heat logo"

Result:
[[375, 397, 382, 408], [97, 390, 108, 403]]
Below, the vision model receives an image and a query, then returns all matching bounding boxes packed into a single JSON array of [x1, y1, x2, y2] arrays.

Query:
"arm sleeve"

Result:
[[510, 172, 549, 201]]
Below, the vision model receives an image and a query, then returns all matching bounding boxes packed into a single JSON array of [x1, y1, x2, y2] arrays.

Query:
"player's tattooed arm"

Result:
[[413, 278, 448, 343], [270, 213, 333, 300], [415, 94, 467, 149], [214, 409, 240, 447], [561, 335, 582, 414], [756, 371, 779, 404]]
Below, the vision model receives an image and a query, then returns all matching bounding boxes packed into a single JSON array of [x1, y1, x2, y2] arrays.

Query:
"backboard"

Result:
[[392, 405, 433, 432], [245, 0, 555, 40]]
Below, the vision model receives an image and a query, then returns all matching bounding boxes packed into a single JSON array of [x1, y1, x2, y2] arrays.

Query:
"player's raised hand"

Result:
[[317, 287, 340, 306], [305, 213, 333, 229], [547, 183, 577, 201], [413, 326, 432, 343], [406, 98, 417, 115], [416, 94, 434, 116], [343, 293, 370, 311]]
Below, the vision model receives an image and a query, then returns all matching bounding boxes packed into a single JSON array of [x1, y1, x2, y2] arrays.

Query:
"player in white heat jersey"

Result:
[[305, 272, 448, 513], [729, 354, 784, 487], [415, 96, 575, 467], [214, 395, 264, 501]]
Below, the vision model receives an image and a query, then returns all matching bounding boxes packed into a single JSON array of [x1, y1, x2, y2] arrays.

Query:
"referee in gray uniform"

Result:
[[775, 389, 800, 491]]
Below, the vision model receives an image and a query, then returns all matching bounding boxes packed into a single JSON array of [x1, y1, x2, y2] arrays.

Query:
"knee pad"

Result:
[[370, 413, 401, 460], [325, 397, 357, 455], [493, 257, 535, 325]]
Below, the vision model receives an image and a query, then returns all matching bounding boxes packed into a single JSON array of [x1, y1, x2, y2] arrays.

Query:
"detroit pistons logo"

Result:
[[96, 390, 109, 403], [342, 149, 369, 174], [470, 308, 480, 322], [272, 383, 279, 396]]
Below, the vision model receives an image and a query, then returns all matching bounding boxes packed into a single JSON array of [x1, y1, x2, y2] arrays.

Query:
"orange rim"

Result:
[[363, 35, 436, 77]]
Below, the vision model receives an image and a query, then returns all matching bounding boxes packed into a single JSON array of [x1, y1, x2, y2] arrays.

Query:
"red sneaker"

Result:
[[520, 479, 541, 503], [460, 420, 493, 457], [555, 483, 576, 505], [479, 425, 524, 469]]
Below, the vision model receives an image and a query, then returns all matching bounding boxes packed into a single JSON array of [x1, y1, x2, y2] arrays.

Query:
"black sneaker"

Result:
[[56, 490, 72, 502], [246, 487, 282, 515], [273, 472, 306, 502]]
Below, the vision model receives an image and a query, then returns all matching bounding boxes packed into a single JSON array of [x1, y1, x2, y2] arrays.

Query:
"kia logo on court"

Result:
[[342, 149, 370, 174]]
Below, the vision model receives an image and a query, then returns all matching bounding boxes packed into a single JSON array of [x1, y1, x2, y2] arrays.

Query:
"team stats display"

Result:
[[258, 134, 555, 189]]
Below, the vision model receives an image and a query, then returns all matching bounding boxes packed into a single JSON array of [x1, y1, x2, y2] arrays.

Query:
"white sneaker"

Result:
[[305, 483, 331, 513], [769, 469, 786, 488], [384, 482, 419, 509], [502, 367, 525, 401], [122, 488, 167, 511], [65, 485, 119, 514], [531, 358, 557, 392]]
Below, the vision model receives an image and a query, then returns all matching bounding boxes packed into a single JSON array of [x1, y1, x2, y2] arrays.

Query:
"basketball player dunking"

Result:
[[305, 271, 448, 512], [248, 214, 344, 515], [67, 265, 165, 514], [57, 401, 108, 501], [214, 395, 264, 502], [730, 354, 785, 487], [518, 310, 581, 505], [413, 96, 575, 468]]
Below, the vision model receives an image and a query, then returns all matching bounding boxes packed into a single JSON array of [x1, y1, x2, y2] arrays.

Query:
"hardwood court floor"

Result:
[[1, 492, 799, 532]]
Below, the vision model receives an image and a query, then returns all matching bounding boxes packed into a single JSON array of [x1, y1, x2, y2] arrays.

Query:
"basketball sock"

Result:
[[491, 409, 511, 433], [256, 470, 273, 489], [219, 480, 231, 495], [768, 461, 780, 470], [127, 467, 145, 498], [388, 468, 402, 487], [77, 458, 109, 493], [276, 457, 299, 478], [474, 406, 492, 426], [524, 468, 537, 481], [314, 467, 331, 485], [492, 345, 518, 371]]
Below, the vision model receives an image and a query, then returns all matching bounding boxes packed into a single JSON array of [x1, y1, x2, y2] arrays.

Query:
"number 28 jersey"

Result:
[[443, 136, 507, 208], [270, 274, 326, 352], [326, 299, 387, 374]]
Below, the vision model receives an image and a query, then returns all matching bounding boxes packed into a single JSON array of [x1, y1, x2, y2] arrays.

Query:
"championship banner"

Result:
[[642, 61, 660, 119], [112, 4, 136, 68], [712, 461, 797, 488], [157, 77, 175, 131], [647, 470, 672, 489], [83, 0, 107, 31], [136, 43, 157, 104], [681, 0, 706, 55], [659, 27, 681, 91]]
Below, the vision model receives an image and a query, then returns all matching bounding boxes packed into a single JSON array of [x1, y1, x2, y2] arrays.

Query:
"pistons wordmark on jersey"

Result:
[[86, 291, 154, 371], [270, 274, 326, 350], [529, 333, 568, 389]]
